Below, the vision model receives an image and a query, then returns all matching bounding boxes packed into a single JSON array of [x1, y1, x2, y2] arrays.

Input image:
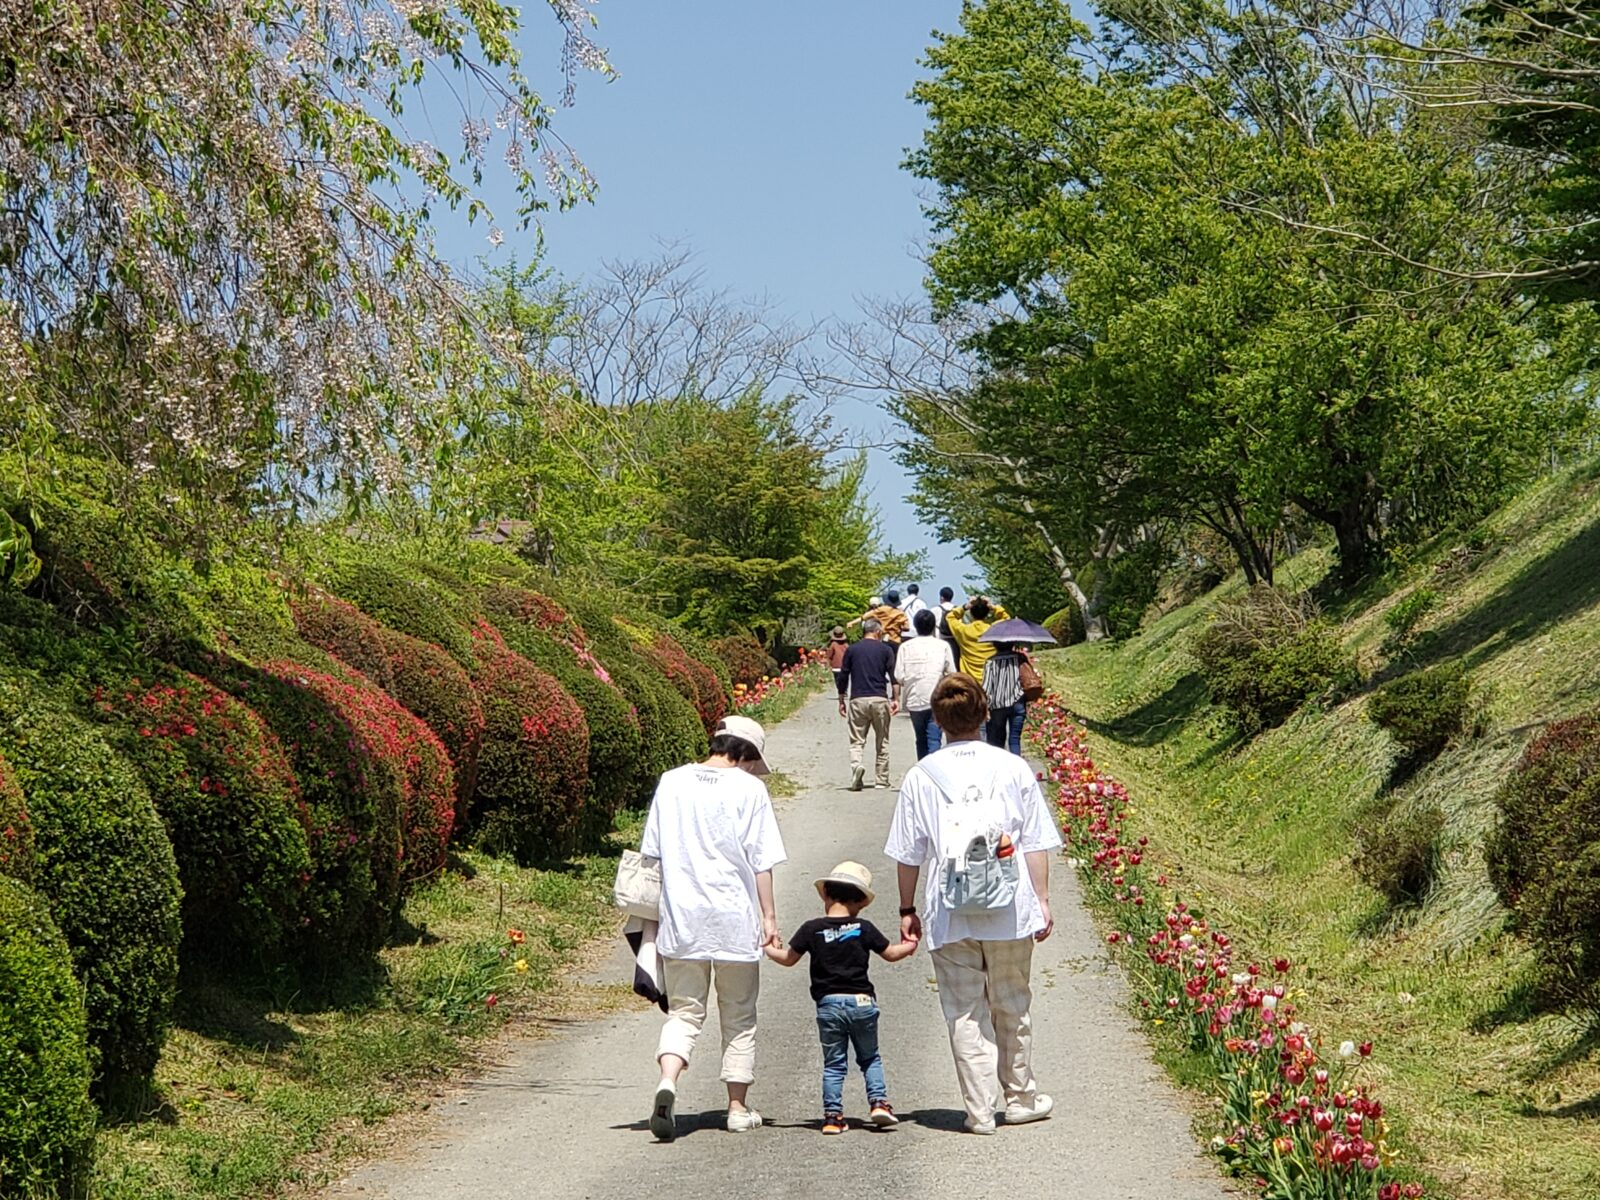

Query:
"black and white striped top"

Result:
[[983, 648, 1025, 709]]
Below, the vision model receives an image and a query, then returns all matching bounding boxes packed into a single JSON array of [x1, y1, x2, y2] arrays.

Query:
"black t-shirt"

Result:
[[789, 916, 891, 1003]]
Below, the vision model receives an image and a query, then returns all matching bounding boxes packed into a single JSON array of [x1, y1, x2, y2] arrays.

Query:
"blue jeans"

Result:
[[986, 700, 1027, 756], [910, 708, 942, 759], [816, 996, 887, 1113]]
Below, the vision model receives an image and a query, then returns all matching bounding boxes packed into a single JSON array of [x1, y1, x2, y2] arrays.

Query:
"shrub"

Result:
[[92, 672, 312, 963], [623, 621, 727, 736], [1191, 587, 1359, 735], [322, 557, 478, 667], [219, 659, 408, 961], [1383, 586, 1439, 649], [1043, 605, 1083, 647], [291, 587, 485, 825], [1368, 664, 1474, 760], [466, 621, 590, 862], [0, 751, 32, 883], [1486, 716, 1600, 996], [710, 632, 778, 690], [0, 675, 181, 1107], [603, 652, 706, 789], [0, 876, 95, 1196], [479, 586, 643, 838], [1352, 803, 1447, 906]]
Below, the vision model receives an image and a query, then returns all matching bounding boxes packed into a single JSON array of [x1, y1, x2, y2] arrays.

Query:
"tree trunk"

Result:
[[1031, 512, 1109, 641]]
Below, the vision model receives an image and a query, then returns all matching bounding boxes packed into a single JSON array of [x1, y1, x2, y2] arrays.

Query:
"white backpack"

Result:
[[914, 756, 1019, 915]]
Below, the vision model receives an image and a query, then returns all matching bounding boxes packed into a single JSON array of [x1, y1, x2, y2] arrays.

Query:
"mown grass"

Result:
[[91, 813, 645, 1200], [1043, 461, 1600, 1200]]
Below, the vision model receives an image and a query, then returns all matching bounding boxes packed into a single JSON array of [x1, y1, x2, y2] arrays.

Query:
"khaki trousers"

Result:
[[929, 937, 1039, 1127], [847, 696, 892, 785], [656, 957, 761, 1084]]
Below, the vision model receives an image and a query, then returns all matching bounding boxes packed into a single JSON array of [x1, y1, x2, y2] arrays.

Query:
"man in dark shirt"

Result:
[[837, 619, 899, 790]]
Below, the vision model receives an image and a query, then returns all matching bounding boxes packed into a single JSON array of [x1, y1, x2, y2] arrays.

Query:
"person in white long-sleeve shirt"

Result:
[[896, 607, 956, 758]]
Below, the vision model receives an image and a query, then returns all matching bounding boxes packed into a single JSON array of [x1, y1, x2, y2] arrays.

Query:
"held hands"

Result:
[[762, 913, 781, 949], [900, 911, 923, 945]]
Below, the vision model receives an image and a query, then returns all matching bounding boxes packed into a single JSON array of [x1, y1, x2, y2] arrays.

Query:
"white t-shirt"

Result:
[[884, 740, 1062, 951], [641, 763, 788, 962], [901, 594, 930, 635], [895, 637, 956, 712]]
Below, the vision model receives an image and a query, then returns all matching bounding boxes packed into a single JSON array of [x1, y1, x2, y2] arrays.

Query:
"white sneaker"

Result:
[[649, 1082, 676, 1141], [1004, 1093, 1054, 1125], [965, 1118, 997, 1135], [726, 1108, 763, 1133], [850, 766, 865, 791]]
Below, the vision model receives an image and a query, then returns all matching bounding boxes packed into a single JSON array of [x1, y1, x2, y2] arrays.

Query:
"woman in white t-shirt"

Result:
[[884, 673, 1062, 1135], [641, 714, 786, 1141]]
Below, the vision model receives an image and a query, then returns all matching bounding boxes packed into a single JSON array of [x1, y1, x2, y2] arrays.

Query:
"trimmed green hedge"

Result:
[[0, 751, 32, 883], [0, 676, 181, 1109], [323, 557, 478, 668], [710, 632, 778, 690], [0, 876, 95, 1197], [466, 621, 590, 863], [291, 587, 484, 829], [93, 673, 312, 964]]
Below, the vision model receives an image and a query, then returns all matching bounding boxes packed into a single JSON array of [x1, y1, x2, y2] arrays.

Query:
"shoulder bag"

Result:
[[1018, 650, 1045, 703], [613, 849, 662, 921]]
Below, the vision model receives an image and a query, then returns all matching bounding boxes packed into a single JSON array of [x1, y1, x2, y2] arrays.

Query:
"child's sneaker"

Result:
[[822, 1113, 848, 1135], [869, 1101, 898, 1127]]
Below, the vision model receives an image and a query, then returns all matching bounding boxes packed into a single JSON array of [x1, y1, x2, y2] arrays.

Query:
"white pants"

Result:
[[930, 937, 1038, 1127], [656, 958, 761, 1084]]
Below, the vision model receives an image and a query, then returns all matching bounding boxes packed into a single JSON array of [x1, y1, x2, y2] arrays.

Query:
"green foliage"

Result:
[[1383, 587, 1441, 651], [1352, 804, 1447, 907], [0, 675, 181, 1108], [1043, 606, 1083, 647], [1368, 665, 1476, 760], [1191, 588, 1359, 735], [0, 510, 40, 591], [320, 555, 479, 668], [899, 0, 1593, 590], [92, 673, 311, 965], [1486, 715, 1600, 998], [0, 876, 95, 1197]]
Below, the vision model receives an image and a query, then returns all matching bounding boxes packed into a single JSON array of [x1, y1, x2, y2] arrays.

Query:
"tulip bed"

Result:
[[1029, 693, 1429, 1200], [731, 649, 829, 724]]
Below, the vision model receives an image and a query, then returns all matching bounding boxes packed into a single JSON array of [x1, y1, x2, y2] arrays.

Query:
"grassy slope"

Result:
[[1043, 460, 1600, 1200], [92, 817, 643, 1200]]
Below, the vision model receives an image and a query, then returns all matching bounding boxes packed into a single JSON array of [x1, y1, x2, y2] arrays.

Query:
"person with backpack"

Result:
[[883, 673, 1062, 1135], [900, 583, 929, 636], [937, 587, 962, 670], [896, 607, 956, 759]]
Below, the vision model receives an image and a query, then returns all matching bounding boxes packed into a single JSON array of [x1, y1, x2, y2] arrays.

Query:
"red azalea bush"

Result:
[[711, 632, 779, 690], [479, 587, 644, 838], [1030, 694, 1427, 1200], [222, 659, 409, 960], [291, 587, 485, 825], [92, 673, 312, 961], [467, 621, 590, 863], [632, 626, 727, 737], [0, 751, 32, 882]]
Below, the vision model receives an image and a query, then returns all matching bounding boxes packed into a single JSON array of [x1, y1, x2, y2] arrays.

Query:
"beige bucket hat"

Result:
[[814, 861, 875, 906]]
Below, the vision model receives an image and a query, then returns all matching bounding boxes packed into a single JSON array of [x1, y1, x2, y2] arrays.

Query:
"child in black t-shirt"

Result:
[[765, 861, 918, 1133]]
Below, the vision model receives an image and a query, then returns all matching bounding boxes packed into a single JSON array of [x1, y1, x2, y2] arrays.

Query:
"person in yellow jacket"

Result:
[[945, 596, 1011, 683]]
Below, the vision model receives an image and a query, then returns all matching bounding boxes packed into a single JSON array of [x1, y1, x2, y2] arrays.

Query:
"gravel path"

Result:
[[326, 691, 1231, 1200]]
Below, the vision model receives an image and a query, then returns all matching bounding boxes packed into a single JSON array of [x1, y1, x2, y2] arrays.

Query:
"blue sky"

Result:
[[428, 0, 980, 596]]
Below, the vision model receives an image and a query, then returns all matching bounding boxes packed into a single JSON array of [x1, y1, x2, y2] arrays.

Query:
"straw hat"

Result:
[[830, 626, 847, 641], [814, 861, 875, 905]]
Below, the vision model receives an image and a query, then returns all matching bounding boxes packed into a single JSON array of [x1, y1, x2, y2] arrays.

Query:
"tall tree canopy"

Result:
[[889, 0, 1593, 632]]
